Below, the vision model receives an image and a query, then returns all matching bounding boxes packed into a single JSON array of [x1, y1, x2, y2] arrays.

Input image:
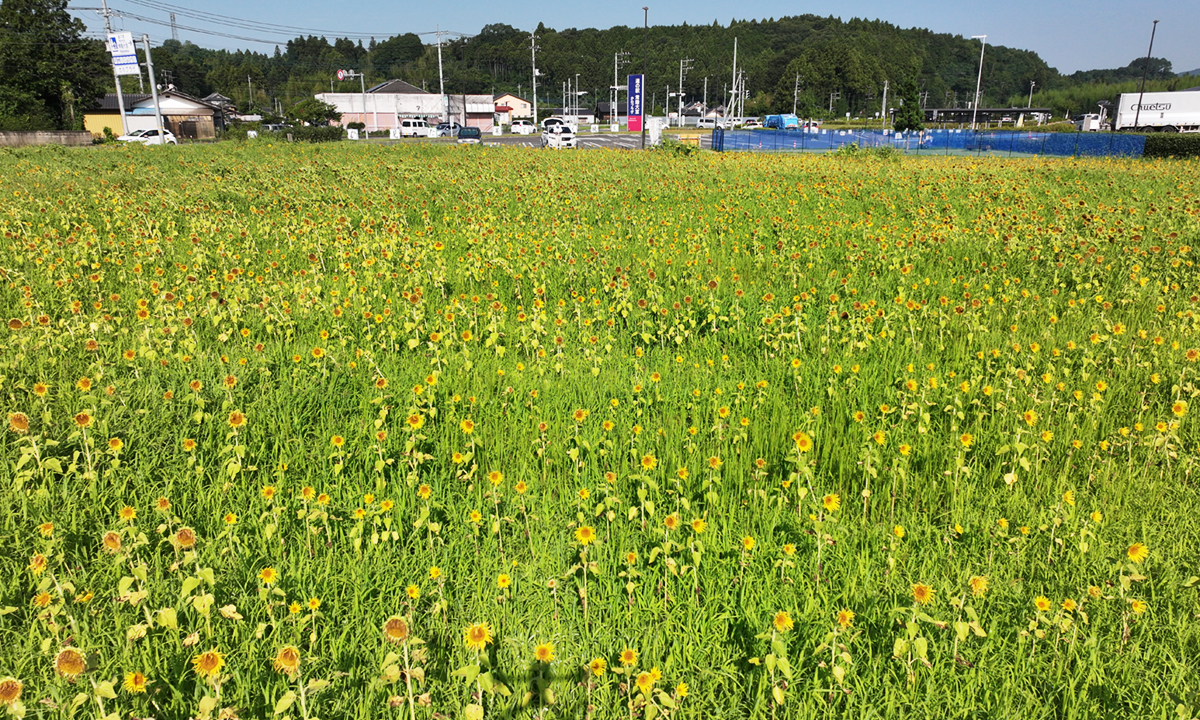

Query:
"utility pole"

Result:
[[436, 27, 447, 122], [729, 37, 737, 121], [641, 6, 648, 149], [703, 77, 708, 117], [142, 35, 164, 138], [1027, 80, 1036, 108], [1134, 20, 1159, 129], [99, 0, 129, 135], [247, 75, 253, 111], [678, 58, 693, 127], [792, 74, 800, 115], [613, 50, 630, 126], [530, 32, 539, 125], [881, 79, 888, 129], [970, 35, 987, 131]]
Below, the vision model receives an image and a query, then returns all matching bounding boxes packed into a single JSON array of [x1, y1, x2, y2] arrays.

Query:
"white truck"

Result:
[[1114, 89, 1200, 133]]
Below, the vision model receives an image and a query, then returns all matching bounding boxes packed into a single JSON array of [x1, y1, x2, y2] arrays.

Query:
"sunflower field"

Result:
[[1, 143, 1199, 720]]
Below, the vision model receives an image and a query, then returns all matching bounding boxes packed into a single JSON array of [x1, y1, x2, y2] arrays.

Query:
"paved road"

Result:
[[374, 133, 710, 150]]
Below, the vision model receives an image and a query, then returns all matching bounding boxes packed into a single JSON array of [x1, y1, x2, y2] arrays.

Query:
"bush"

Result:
[[346, 121, 365, 130], [1143, 133, 1200, 159], [289, 126, 344, 143], [833, 141, 900, 160], [653, 136, 701, 156]]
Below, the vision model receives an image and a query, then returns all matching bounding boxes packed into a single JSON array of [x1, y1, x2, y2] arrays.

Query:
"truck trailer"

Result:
[[1113, 89, 1200, 133]]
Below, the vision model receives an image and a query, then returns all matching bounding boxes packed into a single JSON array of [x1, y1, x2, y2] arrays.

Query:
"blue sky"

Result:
[[77, 0, 1199, 76]]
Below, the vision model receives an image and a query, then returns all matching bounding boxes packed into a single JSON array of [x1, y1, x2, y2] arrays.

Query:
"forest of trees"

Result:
[[128, 16, 1192, 121], [2, 3, 1193, 130]]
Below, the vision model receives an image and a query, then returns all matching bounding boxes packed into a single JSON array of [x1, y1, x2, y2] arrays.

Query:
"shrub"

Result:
[[1142, 133, 1200, 159]]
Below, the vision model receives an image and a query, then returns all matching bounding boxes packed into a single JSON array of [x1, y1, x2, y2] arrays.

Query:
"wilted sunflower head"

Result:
[[54, 648, 86, 680]]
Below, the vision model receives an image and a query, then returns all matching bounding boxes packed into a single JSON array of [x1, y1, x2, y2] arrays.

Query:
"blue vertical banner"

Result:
[[628, 74, 644, 132]]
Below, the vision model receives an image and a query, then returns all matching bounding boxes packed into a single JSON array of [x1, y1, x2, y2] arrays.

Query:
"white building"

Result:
[[315, 80, 494, 132]]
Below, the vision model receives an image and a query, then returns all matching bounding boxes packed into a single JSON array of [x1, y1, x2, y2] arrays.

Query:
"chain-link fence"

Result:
[[710, 128, 1148, 158]]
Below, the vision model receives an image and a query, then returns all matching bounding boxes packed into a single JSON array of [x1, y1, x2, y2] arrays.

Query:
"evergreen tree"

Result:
[[893, 77, 924, 132], [0, 0, 108, 130]]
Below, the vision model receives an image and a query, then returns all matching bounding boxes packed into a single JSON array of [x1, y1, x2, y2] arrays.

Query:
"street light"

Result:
[[970, 34, 986, 131], [1027, 80, 1036, 108]]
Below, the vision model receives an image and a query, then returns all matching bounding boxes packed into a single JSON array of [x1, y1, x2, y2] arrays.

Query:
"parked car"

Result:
[[457, 127, 482, 145], [510, 119, 536, 134], [261, 123, 293, 132], [431, 122, 462, 138], [399, 119, 431, 137], [741, 119, 763, 129], [541, 124, 576, 149], [117, 128, 178, 145]]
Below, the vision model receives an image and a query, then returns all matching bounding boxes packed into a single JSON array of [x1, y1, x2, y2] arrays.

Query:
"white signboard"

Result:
[[389, 127, 402, 139], [347, 128, 359, 140], [108, 32, 140, 76]]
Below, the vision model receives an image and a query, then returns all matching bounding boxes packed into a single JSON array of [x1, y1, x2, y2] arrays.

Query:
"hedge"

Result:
[[1142, 133, 1200, 159]]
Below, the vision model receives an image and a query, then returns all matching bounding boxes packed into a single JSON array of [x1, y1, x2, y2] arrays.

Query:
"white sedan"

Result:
[[510, 120, 535, 135], [541, 125, 576, 149], [117, 128, 178, 145]]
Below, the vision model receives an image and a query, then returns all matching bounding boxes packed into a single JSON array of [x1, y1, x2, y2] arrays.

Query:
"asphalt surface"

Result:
[[373, 132, 711, 150]]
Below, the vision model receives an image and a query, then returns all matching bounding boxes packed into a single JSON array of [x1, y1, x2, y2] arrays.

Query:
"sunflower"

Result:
[[589, 657, 607, 676], [911, 583, 934, 605], [118, 506, 136, 522], [6, 412, 29, 434], [173, 527, 197, 549], [619, 648, 638, 667], [0, 677, 22, 707], [575, 526, 597, 545], [641, 454, 657, 470], [792, 429, 811, 453], [1034, 596, 1052, 612], [822, 493, 841, 513], [1129, 599, 1148, 614], [191, 649, 225, 680], [463, 622, 493, 651], [1173, 400, 1188, 418], [572, 408, 588, 423], [836, 609, 855, 629], [635, 671, 655, 695], [969, 575, 989, 598], [73, 411, 93, 428], [534, 643, 555, 663], [182, 438, 196, 451], [383, 616, 410, 644], [54, 648, 87, 679], [707, 456, 723, 470], [259, 567, 278, 584], [690, 518, 707, 533], [1062, 598, 1078, 612], [742, 536, 755, 551], [1022, 409, 1038, 427], [406, 584, 419, 600], [37, 522, 53, 537], [1127, 542, 1149, 564], [487, 470, 503, 486], [28, 553, 47, 575], [460, 419, 475, 434], [497, 574, 511, 589], [227, 410, 246, 428], [330, 435, 345, 448], [122, 671, 149, 694], [959, 433, 974, 449], [893, 525, 905, 539], [101, 531, 122, 553], [772, 611, 794, 632], [664, 514, 681, 531], [272, 646, 301, 677]]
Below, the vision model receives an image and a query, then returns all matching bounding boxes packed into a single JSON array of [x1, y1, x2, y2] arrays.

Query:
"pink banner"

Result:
[[628, 116, 642, 132]]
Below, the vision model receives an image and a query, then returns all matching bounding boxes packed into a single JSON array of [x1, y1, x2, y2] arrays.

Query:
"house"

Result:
[[494, 93, 532, 122], [315, 79, 494, 131], [549, 107, 596, 124], [596, 101, 628, 123], [84, 89, 224, 140]]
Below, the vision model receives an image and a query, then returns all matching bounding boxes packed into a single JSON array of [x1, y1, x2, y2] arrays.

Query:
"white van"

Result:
[[399, 119, 431, 137]]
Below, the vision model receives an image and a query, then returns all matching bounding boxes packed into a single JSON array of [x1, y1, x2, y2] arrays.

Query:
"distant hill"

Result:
[[1182, 68, 1200, 76]]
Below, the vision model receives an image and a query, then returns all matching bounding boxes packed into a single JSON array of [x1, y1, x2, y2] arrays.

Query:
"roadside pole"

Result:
[[100, 0, 129, 135], [142, 35, 165, 140]]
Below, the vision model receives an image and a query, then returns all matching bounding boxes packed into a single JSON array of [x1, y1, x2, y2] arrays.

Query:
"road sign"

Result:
[[628, 74, 644, 132], [337, 69, 346, 81], [107, 32, 134, 54], [108, 32, 141, 76]]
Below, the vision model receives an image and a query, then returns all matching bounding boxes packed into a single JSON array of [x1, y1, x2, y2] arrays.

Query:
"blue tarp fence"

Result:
[[710, 128, 1147, 158]]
